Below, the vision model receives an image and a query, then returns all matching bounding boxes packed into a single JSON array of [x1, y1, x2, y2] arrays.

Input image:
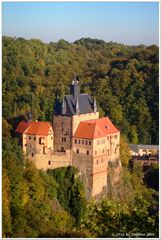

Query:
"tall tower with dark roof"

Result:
[[53, 79, 99, 152]]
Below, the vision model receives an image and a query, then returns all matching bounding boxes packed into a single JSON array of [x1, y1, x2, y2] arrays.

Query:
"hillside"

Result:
[[2, 36, 159, 144], [2, 36, 159, 238]]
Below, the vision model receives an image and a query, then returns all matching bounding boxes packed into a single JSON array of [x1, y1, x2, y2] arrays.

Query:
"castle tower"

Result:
[[53, 79, 99, 153], [72, 117, 120, 198], [53, 79, 121, 198]]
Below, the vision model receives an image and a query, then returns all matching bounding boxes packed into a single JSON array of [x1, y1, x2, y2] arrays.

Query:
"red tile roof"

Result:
[[15, 121, 30, 134], [16, 121, 52, 136], [73, 117, 119, 139]]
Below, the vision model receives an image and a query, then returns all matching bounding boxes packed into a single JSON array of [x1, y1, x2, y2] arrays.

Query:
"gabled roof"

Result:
[[73, 117, 120, 139], [66, 94, 94, 115], [16, 121, 52, 136], [54, 80, 97, 116], [15, 121, 30, 134]]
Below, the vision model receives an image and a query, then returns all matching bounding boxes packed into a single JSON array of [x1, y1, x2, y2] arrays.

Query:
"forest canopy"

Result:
[[2, 36, 159, 238], [2, 36, 159, 144]]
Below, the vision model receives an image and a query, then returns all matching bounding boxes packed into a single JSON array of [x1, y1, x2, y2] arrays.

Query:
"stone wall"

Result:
[[53, 115, 72, 152], [92, 170, 107, 197], [23, 129, 53, 157], [93, 133, 120, 164], [72, 152, 93, 198], [31, 150, 71, 171], [72, 132, 121, 197]]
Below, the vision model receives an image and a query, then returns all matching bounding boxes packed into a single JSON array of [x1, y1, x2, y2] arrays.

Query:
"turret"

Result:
[[75, 97, 80, 115], [70, 79, 80, 99]]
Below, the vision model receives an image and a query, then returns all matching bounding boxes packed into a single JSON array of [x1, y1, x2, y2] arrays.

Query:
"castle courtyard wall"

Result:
[[31, 150, 71, 171]]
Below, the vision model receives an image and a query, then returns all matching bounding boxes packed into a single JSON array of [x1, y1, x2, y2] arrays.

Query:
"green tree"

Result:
[[48, 166, 87, 226], [2, 168, 12, 237], [120, 136, 131, 167]]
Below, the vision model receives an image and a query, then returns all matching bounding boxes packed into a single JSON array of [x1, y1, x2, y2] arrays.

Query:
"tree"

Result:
[[48, 166, 87, 226], [84, 196, 158, 238], [120, 136, 131, 167], [2, 168, 12, 237]]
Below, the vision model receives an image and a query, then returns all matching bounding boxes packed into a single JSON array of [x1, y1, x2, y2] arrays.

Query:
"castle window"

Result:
[[115, 148, 117, 154], [62, 137, 63, 142], [62, 128, 64, 132], [107, 136, 109, 141], [102, 149, 104, 153], [85, 140, 88, 145], [32, 153, 34, 157], [61, 147, 65, 152], [48, 161, 51, 165], [102, 139, 105, 144], [87, 150, 89, 155], [64, 137, 66, 142], [95, 150, 97, 155], [77, 149, 79, 154], [29, 136, 31, 140], [78, 140, 80, 144], [74, 139, 77, 144], [34, 137, 36, 141], [82, 140, 84, 145], [51, 137, 53, 140], [115, 135, 117, 139], [96, 160, 99, 164], [89, 141, 91, 145]]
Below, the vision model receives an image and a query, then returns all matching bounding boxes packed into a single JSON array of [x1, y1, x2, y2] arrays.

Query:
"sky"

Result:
[[2, 2, 159, 45]]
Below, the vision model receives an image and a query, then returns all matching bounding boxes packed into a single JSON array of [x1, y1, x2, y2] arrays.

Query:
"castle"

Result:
[[16, 80, 121, 198]]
